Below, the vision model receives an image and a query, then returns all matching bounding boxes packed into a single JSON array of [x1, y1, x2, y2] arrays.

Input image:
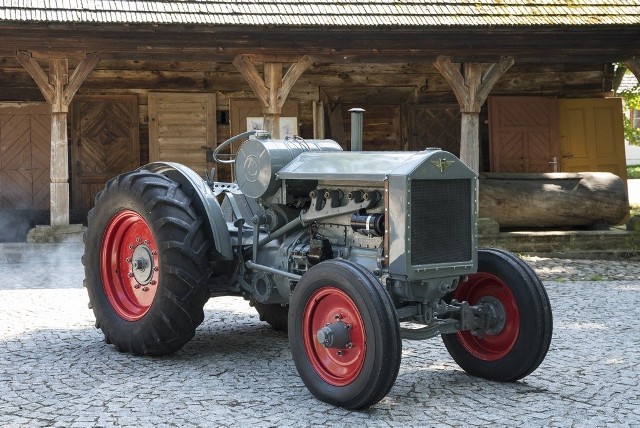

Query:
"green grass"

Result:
[[628, 165, 640, 179]]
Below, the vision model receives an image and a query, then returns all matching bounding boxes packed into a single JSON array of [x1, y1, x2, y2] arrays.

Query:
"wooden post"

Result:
[[264, 62, 283, 138], [434, 56, 514, 173], [16, 51, 100, 226], [313, 100, 325, 139], [234, 55, 312, 138]]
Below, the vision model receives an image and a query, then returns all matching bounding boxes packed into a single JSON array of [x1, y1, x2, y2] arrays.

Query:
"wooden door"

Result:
[[559, 98, 627, 179], [71, 95, 139, 214], [489, 96, 560, 173], [149, 92, 216, 177], [408, 104, 461, 155], [0, 104, 50, 209]]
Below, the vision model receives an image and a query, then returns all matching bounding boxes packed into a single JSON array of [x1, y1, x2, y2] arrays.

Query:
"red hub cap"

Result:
[[100, 210, 159, 321], [454, 272, 520, 361], [302, 287, 366, 386]]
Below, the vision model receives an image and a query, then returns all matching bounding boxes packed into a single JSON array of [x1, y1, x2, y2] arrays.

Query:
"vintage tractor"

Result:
[[83, 111, 552, 409]]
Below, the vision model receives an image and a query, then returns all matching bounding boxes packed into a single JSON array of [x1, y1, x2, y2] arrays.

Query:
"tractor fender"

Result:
[[141, 162, 233, 260]]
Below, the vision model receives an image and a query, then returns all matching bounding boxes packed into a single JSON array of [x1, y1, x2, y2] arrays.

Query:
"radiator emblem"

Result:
[[431, 158, 455, 173]]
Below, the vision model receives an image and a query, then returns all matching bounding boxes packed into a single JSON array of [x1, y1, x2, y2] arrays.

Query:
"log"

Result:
[[479, 172, 629, 229]]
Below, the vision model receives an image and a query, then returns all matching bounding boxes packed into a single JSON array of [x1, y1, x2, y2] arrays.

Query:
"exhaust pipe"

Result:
[[349, 108, 365, 151]]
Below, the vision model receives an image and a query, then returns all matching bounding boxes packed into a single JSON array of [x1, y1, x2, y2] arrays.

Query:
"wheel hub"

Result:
[[131, 244, 155, 285], [477, 295, 507, 336], [316, 319, 352, 349]]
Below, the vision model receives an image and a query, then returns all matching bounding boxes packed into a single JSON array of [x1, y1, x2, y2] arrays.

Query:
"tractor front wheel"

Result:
[[83, 170, 212, 355], [289, 259, 401, 409], [442, 248, 552, 381]]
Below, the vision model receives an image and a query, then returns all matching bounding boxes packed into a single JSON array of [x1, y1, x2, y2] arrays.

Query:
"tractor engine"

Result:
[[219, 131, 478, 310]]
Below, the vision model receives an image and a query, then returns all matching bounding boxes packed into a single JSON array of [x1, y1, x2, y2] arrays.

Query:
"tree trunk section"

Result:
[[479, 172, 628, 228]]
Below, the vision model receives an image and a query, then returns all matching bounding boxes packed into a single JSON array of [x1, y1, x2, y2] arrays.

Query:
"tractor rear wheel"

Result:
[[83, 170, 212, 355], [252, 301, 289, 332], [289, 259, 401, 409], [442, 248, 552, 381]]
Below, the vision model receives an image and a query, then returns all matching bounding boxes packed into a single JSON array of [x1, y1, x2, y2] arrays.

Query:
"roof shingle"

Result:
[[0, 0, 638, 27]]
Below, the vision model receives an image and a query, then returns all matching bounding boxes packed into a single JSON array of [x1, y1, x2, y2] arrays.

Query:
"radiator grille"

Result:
[[410, 179, 472, 265]]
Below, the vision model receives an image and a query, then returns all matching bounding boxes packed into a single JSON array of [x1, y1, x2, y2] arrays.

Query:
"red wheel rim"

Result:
[[454, 272, 520, 361], [302, 287, 366, 386], [100, 210, 160, 321]]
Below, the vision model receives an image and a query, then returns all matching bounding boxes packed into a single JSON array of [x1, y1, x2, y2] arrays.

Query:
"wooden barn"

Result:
[[0, 0, 639, 240]]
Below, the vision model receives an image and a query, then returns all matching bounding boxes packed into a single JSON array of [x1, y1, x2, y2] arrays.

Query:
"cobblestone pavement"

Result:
[[1, 243, 639, 427]]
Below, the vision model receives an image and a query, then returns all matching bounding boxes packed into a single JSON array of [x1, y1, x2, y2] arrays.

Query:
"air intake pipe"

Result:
[[349, 107, 365, 151]]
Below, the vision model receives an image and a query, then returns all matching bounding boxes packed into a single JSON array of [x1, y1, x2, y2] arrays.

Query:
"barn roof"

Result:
[[0, 0, 638, 27]]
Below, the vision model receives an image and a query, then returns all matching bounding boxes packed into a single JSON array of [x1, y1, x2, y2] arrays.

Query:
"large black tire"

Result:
[[83, 170, 213, 356], [252, 301, 289, 332], [442, 248, 552, 381], [288, 259, 401, 409]]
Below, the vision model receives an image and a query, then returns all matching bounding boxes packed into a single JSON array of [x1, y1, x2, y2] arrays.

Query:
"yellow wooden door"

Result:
[[559, 98, 627, 179], [149, 92, 216, 177]]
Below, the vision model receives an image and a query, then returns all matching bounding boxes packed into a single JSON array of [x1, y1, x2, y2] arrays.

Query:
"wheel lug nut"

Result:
[[346, 342, 353, 348], [128, 272, 134, 277], [335, 314, 342, 320], [128, 245, 133, 249], [153, 266, 159, 271], [136, 237, 141, 243], [151, 280, 157, 285], [336, 350, 344, 356], [125, 258, 131, 263], [144, 240, 149, 244], [134, 284, 141, 289], [142, 287, 149, 292]]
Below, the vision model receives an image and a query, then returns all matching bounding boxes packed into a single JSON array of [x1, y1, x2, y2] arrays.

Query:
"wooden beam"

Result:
[[234, 54, 311, 138], [626, 56, 640, 80], [16, 50, 55, 104], [434, 55, 514, 113], [278, 55, 312, 108], [434, 55, 514, 173], [64, 52, 101, 103], [233, 54, 269, 107]]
